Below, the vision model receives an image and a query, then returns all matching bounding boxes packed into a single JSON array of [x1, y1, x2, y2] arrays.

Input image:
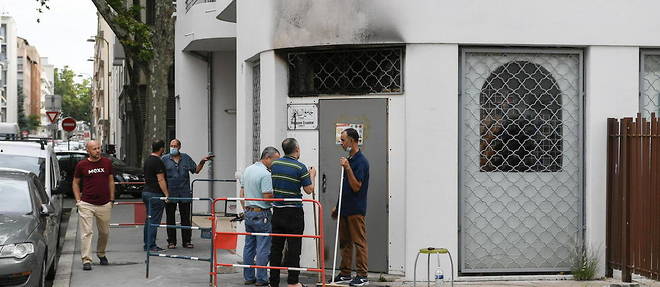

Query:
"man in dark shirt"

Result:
[[72, 140, 115, 271], [331, 128, 370, 287], [142, 140, 170, 252], [269, 138, 316, 287]]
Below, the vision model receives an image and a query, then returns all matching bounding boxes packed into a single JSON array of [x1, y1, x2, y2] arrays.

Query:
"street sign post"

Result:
[[62, 118, 77, 151], [46, 111, 60, 124], [62, 117, 77, 132], [44, 95, 62, 111]]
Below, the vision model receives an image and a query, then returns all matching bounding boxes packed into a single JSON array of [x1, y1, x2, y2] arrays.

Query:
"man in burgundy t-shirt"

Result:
[[72, 140, 115, 271]]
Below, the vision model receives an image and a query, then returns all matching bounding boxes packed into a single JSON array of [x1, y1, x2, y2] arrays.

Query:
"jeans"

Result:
[[269, 207, 304, 287], [243, 209, 272, 283], [166, 200, 192, 245], [142, 191, 166, 251]]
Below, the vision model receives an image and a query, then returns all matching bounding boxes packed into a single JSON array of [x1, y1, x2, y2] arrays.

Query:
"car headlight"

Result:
[[0, 243, 35, 259]]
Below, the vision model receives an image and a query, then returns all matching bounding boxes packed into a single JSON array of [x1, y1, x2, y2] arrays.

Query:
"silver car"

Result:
[[0, 168, 59, 286]]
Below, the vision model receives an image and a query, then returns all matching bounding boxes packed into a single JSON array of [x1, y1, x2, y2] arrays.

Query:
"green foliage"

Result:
[[26, 115, 41, 131], [16, 84, 28, 131], [55, 66, 92, 123], [570, 242, 599, 281]]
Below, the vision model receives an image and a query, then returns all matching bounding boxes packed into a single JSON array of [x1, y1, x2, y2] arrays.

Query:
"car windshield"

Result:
[[0, 177, 32, 214], [0, 154, 45, 181]]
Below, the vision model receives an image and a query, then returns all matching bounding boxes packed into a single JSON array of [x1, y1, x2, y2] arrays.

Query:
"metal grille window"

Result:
[[480, 61, 563, 172], [461, 49, 583, 273], [287, 47, 403, 96], [641, 51, 660, 118], [252, 63, 261, 163]]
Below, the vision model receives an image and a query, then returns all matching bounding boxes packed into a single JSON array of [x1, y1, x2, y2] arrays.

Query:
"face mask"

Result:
[[171, 148, 180, 155]]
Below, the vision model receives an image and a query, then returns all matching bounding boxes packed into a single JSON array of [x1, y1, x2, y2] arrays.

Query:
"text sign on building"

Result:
[[335, 123, 364, 145], [62, 117, 77, 132], [44, 94, 62, 111], [287, 104, 318, 130]]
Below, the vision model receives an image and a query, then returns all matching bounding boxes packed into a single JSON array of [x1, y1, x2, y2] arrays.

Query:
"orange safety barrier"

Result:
[[212, 198, 326, 287]]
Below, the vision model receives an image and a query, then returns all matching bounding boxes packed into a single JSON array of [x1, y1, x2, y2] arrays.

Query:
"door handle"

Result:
[[322, 174, 327, 193]]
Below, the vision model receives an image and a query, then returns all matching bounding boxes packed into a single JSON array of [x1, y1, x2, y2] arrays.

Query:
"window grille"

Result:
[[252, 63, 261, 163], [641, 52, 660, 118], [287, 47, 403, 96], [479, 61, 563, 172]]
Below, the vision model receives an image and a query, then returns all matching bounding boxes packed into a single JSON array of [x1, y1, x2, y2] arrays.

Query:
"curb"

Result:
[[52, 209, 78, 287]]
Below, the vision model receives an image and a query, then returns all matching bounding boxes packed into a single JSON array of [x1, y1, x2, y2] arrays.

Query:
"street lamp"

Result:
[[86, 35, 112, 146]]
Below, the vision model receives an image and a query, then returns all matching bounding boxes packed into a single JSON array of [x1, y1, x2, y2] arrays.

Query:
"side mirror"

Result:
[[40, 204, 54, 217]]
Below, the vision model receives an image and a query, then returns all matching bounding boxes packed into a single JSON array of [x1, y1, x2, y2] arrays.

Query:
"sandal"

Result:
[[167, 243, 176, 249], [183, 243, 194, 248]]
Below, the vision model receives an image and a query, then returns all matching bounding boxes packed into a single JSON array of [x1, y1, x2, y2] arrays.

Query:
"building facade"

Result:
[[0, 15, 17, 123], [17, 37, 41, 121], [175, 0, 660, 280], [38, 57, 54, 136]]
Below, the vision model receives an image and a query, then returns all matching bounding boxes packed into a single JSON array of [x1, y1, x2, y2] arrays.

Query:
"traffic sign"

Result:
[[45, 95, 62, 111], [46, 111, 60, 123], [62, 117, 77, 132]]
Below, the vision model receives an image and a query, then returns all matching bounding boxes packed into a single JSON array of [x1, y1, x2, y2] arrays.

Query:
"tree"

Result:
[[55, 66, 92, 123], [38, 0, 174, 163]]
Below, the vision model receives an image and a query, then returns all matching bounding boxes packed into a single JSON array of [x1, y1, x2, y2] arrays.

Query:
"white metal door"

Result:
[[460, 49, 583, 273]]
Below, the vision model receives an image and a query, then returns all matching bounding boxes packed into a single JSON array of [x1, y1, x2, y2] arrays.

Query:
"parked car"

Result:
[[0, 139, 63, 226], [55, 151, 144, 198], [0, 123, 20, 140], [0, 168, 60, 287]]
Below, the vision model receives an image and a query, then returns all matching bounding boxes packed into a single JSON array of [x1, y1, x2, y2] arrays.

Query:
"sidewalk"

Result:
[[54, 199, 656, 287]]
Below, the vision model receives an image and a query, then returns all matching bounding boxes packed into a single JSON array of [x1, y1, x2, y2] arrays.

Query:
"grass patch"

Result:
[[570, 241, 599, 281]]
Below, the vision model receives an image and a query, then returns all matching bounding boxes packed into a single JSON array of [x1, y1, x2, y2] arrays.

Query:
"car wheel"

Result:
[[39, 257, 47, 287]]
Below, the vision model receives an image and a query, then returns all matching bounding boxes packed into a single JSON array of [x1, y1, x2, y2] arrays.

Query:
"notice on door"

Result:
[[287, 104, 318, 130], [336, 123, 364, 145]]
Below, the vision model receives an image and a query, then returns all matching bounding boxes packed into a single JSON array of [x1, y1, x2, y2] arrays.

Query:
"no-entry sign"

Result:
[[62, 117, 77, 132]]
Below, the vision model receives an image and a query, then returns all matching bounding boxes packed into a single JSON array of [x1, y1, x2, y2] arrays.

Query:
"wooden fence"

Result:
[[606, 114, 660, 282]]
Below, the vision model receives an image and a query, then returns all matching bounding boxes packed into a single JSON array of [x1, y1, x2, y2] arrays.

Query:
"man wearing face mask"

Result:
[[162, 139, 214, 249], [331, 128, 370, 287]]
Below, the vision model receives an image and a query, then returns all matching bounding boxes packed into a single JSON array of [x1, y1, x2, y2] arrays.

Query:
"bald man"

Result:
[[73, 140, 115, 271]]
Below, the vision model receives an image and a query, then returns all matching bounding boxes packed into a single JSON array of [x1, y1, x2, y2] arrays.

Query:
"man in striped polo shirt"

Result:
[[269, 138, 317, 287]]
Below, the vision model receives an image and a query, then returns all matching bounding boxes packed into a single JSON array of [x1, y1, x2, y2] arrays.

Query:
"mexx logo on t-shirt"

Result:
[[88, 168, 106, 175]]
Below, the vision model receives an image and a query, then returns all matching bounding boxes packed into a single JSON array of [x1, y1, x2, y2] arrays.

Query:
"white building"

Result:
[[175, 0, 660, 281], [38, 57, 54, 136], [0, 15, 17, 123]]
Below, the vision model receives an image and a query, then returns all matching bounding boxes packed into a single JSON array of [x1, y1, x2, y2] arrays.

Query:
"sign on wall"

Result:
[[335, 123, 364, 145], [287, 104, 318, 130]]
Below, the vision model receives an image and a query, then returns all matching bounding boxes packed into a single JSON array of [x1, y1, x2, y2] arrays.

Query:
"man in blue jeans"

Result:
[[240, 147, 281, 285], [142, 140, 170, 251]]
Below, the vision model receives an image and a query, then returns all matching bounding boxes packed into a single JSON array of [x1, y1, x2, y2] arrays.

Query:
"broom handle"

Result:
[[331, 167, 345, 283]]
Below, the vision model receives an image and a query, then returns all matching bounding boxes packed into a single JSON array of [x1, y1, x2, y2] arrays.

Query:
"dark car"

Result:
[[56, 151, 145, 198], [0, 168, 60, 287]]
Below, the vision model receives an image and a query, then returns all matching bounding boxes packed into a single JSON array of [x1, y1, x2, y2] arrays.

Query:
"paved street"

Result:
[[49, 199, 655, 287]]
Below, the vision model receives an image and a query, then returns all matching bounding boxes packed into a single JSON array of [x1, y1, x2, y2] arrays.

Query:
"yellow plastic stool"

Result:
[[413, 247, 453, 287]]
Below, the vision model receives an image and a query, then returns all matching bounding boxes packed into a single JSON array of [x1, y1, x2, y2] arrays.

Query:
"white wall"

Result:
[[176, 0, 235, 50], [404, 44, 459, 280], [174, 50, 211, 209], [584, 46, 639, 277], [211, 51, 237, 197], [238, 0, 660, 59]]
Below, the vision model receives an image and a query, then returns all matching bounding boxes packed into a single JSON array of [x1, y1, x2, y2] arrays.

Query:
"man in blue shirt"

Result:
[[269, 138, 316, 287], [162, 139, 213, 249], [240, 146, 280, 286], [331, 128, 370, 287]]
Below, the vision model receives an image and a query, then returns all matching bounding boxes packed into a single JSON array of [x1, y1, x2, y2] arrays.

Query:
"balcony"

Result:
[[185, 0, 215, 13]]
